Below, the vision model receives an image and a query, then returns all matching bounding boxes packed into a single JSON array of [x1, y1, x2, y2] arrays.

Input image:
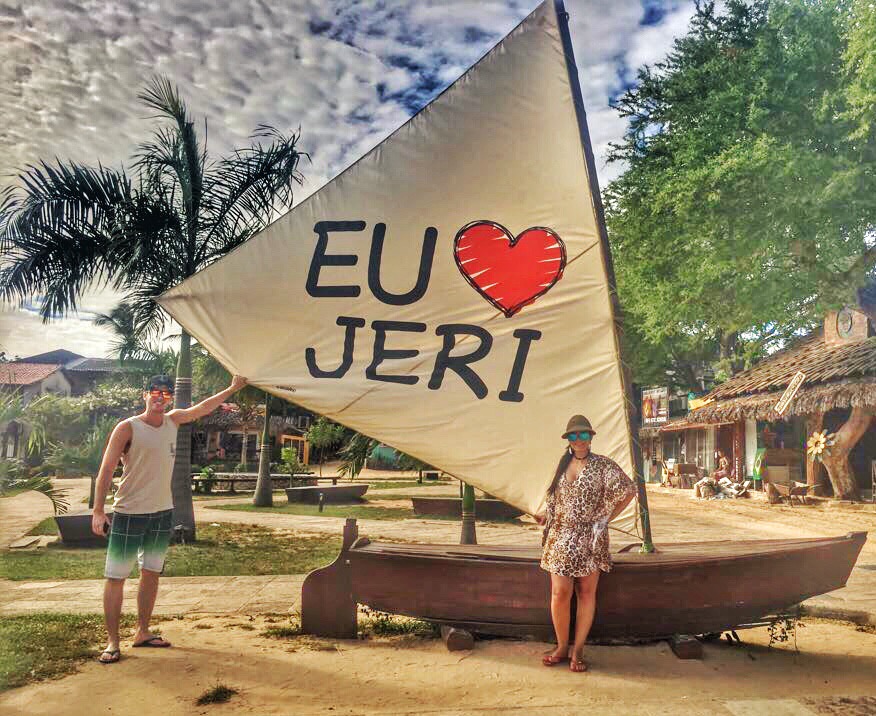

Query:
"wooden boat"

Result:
[[302, 519, 866, 641]]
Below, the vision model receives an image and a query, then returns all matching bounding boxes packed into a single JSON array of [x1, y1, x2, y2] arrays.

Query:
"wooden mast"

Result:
[[554, 0, 654, 552]]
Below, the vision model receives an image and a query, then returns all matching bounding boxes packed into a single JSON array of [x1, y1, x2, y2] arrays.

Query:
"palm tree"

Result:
[[0, 76, 304, 541]]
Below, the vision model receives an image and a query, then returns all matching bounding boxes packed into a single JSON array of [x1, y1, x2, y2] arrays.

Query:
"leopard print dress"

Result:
[[540, 453, 636, 578]]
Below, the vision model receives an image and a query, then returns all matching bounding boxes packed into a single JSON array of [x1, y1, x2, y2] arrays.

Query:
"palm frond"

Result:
[[337, 432, 377, 481], [197, 126, 304, 263], [0, 160, 134, 318], [0, 460, 69, 515]]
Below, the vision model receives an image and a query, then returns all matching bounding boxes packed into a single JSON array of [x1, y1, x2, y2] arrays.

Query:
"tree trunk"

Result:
[[805, 412, 830, 495], [253, 394, 274, 507], [460, 482, 477, 545], [241, 430, 248, 470], [821, 407, 873, 501], [171, 331, 195, 542]]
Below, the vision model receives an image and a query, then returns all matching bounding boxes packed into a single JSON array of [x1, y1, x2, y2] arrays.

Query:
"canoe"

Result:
[[301, 519, 866, 641]]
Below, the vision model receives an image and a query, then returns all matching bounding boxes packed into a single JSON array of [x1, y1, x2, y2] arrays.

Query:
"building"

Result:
[[21, 349, 147, 395], [670, 301, 875, 499], [0, 362, 72, 459]]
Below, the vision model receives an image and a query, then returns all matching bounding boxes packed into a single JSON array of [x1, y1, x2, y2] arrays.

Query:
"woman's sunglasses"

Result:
[[567, 431, 592, 442], [148, 389, 173, 399]]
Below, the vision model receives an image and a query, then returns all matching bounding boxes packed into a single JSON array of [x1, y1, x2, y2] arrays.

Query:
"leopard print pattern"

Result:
[[540, 453, 636, 578]]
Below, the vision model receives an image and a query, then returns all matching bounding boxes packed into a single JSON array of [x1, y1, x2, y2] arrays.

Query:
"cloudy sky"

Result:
[[0, 0, 695, 360]]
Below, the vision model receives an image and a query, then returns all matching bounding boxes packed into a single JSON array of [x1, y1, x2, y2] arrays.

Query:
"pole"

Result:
[[460, 482, 477, 544], [554, 0, 654, 552]]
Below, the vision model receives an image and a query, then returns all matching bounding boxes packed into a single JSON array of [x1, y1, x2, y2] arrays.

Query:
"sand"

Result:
[[1, 615, 874, 715]]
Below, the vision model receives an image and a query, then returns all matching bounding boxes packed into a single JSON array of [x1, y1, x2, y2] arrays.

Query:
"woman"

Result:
[[538, 415, 637, 672]]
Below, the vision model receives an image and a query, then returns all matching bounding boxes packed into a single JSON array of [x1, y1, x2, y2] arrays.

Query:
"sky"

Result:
[[0, 0, 696, 360]]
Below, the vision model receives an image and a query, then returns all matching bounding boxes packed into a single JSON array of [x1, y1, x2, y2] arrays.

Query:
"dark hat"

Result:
[[563, 414, 595, 438], [146, 374, 175, 393]]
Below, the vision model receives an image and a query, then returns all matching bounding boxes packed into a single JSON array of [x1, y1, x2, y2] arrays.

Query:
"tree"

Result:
[[306, 417, 345, 477], [0, 77, 304, 540], [605, 0, 876, 381]]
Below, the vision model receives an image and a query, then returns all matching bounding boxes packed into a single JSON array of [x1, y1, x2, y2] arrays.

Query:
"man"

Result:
[[92, 373, 248, 664]]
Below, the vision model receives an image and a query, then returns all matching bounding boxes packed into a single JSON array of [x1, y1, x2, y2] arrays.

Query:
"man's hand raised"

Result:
[[230, 375, 248, 392]]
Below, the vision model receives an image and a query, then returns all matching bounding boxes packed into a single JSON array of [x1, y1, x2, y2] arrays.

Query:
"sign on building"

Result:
[[642, 387, 669, 425]]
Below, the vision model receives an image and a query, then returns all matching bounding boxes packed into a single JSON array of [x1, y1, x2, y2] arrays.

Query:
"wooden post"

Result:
[[460, 483, 477, 545]]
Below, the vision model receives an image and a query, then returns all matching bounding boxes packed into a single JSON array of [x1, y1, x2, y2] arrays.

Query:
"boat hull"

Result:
[[301, 520, 866, 640]]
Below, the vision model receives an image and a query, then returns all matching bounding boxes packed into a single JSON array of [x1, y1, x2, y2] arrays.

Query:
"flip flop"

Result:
[[133, 636, 171, 648], [542, 651, 568, 667], [99, 649, 121, 664], [570, 656, 588, 673]]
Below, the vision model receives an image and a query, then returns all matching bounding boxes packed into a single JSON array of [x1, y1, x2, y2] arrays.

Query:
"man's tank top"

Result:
[[113, 415, 178, 514]]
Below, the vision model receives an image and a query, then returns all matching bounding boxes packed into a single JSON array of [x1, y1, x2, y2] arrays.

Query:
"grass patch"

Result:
[[0, 612, 136, 691], [0, 523, 340, 581], [261, 624, 302, 639], [211, 501, 428, 520], [196, 683, 238, 705], [366, 480, 432, 490], [26, 516, 60, 536], [359, 608, 437, 638]]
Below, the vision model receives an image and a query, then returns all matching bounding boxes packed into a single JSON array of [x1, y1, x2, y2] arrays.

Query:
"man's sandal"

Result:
[[570, 656, 588, 672], [98, 649, 121, 664], [542, 651, 568, 666], [133, 636, 171, 648]]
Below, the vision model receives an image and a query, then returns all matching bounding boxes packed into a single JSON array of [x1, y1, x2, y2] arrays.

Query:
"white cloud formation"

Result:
[[0, 0, 695, 357]]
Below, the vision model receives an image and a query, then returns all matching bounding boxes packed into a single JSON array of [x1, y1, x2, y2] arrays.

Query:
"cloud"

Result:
[[0, 0, 695, 357]]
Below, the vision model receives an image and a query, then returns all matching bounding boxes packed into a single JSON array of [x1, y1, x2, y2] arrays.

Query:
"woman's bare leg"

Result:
[[571, 571, 600, 669], [547, 573, 574, 659]]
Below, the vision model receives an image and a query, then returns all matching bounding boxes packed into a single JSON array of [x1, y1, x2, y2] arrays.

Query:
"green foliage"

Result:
[[306, 416, 346, 475], [41, 416, 116, 478], [605, 0, 876, 382], [280, 446, 304, 476], [0, 459, 69, 515], [338, 432, 378, 481], [395, 451, 433, 473], [844, 0, 876, 138], [359, 606, 437, 637]]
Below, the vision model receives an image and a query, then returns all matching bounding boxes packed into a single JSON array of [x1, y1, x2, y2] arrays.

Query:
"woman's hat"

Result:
[[563, 414, 596, 438]]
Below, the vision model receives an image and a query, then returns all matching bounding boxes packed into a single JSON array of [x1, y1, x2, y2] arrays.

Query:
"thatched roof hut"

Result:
[[691, 333, 876, 424]]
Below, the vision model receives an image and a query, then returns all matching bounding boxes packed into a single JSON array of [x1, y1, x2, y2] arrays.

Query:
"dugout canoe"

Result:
[[301, 519, 866, 641]]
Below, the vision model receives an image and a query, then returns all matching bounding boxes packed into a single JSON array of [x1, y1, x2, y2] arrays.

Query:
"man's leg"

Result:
[[133, 509, 172, 647], [102, 578, 125, 660], [102, 512, 139, 662], [133, 568, 166, 644]]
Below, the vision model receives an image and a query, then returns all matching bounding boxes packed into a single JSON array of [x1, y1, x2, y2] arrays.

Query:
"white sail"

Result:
[[158, 0, 638, 530]]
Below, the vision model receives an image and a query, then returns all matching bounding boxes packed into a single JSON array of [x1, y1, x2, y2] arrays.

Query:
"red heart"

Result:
[[453, 221, 567, 317]]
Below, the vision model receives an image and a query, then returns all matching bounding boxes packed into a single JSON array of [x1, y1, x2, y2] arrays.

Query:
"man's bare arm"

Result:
[[91, 421, 131, 536], [168, 375, 248, 426]]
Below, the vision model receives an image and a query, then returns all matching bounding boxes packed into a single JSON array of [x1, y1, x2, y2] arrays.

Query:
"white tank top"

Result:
[[113, 415, 178, 514]]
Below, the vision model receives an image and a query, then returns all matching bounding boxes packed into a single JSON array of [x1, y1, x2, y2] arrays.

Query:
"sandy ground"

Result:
[[1, 615, 874, 716], [3, 470, 876, 714]]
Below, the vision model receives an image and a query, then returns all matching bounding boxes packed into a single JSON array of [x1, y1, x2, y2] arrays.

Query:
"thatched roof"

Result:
[[689, 331, 876, 423], [707, 333, 876, 401], [197, 405, 305, 436]]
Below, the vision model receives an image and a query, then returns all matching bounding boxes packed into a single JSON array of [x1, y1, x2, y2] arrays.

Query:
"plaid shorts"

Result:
[[104, 509, 173, 579]]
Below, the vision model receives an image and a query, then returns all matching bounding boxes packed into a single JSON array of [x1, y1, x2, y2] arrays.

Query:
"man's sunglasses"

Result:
[[567, 431, 592, 442], [148, 389, 174, 399]]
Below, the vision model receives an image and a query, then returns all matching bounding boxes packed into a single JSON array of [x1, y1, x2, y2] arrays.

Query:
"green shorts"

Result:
[[104, 509, 173, 579]]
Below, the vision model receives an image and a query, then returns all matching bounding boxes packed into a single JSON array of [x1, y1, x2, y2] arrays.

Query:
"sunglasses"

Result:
[[567, 431, 592, 442], [148, 389, 174, 399]]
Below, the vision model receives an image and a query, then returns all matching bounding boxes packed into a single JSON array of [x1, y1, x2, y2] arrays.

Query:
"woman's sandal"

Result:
[[542, 651, 568, 667], [569, 656, 588, 672], [98, 648, 121, 664]]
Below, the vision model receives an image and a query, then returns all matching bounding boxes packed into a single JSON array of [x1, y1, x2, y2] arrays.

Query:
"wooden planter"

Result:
[[286, 484, 369, 504], [411, 497, 523, 520]]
